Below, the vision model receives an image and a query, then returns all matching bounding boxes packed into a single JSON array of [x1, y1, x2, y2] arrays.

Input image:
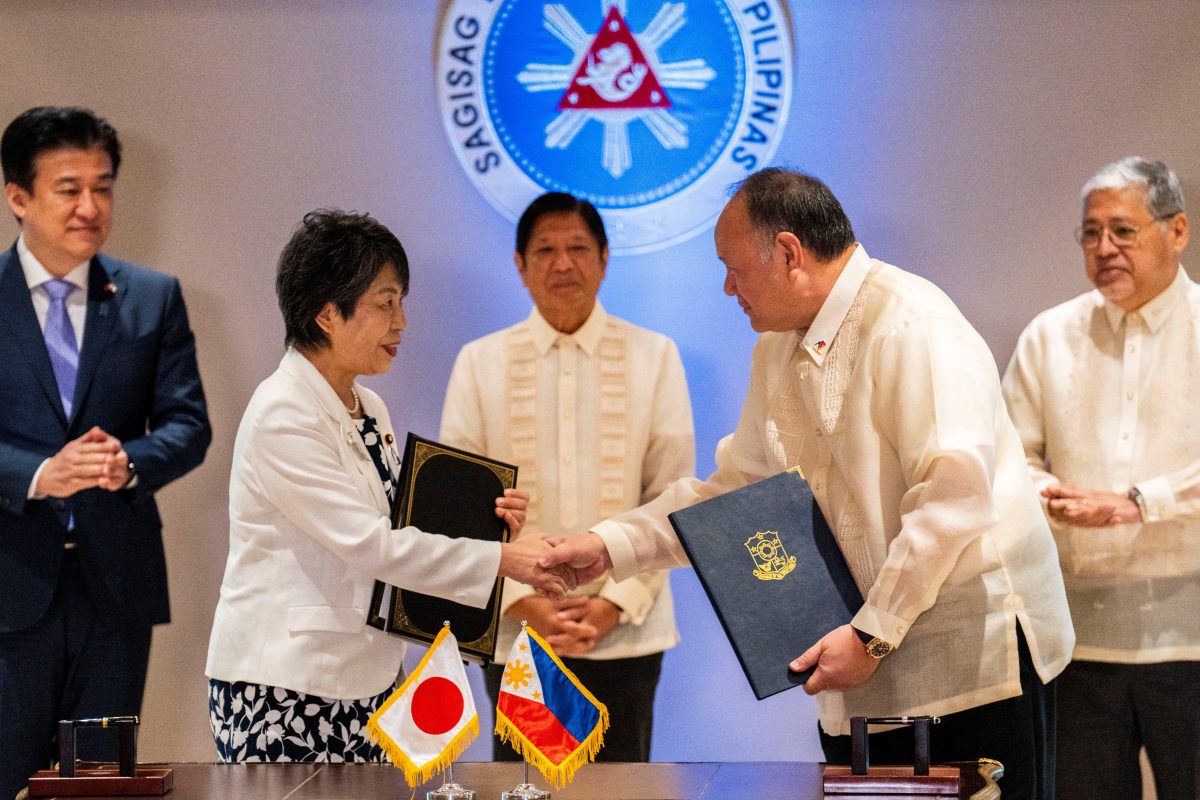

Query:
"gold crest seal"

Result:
[[744, 531, 797, 581]]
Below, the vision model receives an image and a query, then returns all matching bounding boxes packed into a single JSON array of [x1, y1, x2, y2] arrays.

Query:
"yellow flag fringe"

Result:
[[369, 715, 479, 788], [366, 626, 479, 788], [493, 626, 610, 788]]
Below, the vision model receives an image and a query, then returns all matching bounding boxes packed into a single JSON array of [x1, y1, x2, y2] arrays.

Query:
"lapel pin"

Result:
[[384, 433, 394, 445], [814, 340, 827, 353], [104, 282, 117, 297]]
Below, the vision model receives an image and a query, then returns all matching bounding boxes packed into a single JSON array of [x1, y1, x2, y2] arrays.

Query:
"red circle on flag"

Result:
[[411, 676, 464, 735]]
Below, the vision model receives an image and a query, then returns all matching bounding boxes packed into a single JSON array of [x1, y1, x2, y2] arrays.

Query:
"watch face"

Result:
[[867, 639, 894, 659]]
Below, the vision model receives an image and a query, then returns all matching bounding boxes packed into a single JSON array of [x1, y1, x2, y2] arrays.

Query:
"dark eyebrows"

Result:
[[52, 173, 114, 187], [530, 233, 598, 248]]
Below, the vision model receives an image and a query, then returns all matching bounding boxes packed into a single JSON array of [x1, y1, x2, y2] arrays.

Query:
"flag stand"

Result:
[[500, 761, 550, 800], [366, 624, 480, 799], [426, 762, 474, 800]]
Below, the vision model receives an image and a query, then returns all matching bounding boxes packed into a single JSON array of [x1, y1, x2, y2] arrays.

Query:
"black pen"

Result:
[[71, 715, 140, 727]]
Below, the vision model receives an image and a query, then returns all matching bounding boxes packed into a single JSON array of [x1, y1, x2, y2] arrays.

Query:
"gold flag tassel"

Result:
[[494, 627, 609, 788], [366, 626, 481, 788], [370, 713, 479, 788]]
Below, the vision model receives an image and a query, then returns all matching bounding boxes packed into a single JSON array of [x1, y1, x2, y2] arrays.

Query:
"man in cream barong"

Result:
[[1003, 157, 1197, 800], [541, 168, 1074, 799], [440, 191, 695, 761]]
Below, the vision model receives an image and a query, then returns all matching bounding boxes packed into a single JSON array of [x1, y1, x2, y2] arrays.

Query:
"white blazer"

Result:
[[205, 349, 501, 699]]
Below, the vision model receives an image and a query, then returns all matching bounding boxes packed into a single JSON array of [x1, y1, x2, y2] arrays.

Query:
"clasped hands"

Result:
[[1043, 483, 1141, 527], [507, 594, 620, 656], [35, 426, 133, 498]]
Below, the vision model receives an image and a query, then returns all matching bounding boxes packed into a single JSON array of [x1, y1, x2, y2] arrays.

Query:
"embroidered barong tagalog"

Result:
[[506, 320, 629, 529]]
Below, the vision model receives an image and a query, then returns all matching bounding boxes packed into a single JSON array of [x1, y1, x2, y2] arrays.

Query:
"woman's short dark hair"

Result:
[[1, 106, 122, 191], [276, 209, 409, 351], [733, 168, 856, 262], [515, 192, 607, 256]]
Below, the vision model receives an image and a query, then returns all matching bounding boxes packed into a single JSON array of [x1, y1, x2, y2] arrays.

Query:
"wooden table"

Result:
[[28, 760, 1001, 799]]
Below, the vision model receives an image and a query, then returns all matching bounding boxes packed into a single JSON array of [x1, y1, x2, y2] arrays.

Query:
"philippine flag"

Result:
[[366, 626, 478, 787], [495, 626, 609, 787]]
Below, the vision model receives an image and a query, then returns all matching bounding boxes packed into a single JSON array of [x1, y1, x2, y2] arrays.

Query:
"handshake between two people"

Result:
[[493, 492, 613, 602], [493, 494, 879, 694]]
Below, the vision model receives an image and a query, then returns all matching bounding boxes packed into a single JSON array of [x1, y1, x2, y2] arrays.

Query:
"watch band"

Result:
[[853, 626, 895, 659], [1127, 486, 1149, 521]]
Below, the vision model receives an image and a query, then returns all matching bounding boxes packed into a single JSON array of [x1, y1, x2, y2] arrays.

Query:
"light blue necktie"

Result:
[[43, 279, 79, 418]]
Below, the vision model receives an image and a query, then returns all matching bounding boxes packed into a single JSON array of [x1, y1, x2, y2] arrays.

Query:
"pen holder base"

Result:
[[823, 764, 961, 795], [822, 715, 963, 795], [27, 767, 173, 797]]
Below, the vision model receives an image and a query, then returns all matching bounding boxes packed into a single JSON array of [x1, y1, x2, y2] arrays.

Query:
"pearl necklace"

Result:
[[346, 386, 361, 416]]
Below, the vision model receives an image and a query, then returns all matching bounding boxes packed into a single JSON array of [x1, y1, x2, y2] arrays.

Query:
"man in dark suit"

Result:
[[0, 106, 211, 798]]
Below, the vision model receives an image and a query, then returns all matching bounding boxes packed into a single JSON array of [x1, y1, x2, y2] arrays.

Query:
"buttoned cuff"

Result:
[[851, 603, 912, 647], [1134, 476, 1175, 522], [593, 520, 638, 582], [598, 576, 654, 626]]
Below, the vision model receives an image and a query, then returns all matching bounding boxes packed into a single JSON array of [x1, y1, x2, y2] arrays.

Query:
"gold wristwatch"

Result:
[[853, 626, 895, 659], [1127, 486, 1149, 521]]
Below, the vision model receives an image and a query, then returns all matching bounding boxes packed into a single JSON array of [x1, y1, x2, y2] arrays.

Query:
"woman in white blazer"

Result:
[[205, 210, 568, 762]]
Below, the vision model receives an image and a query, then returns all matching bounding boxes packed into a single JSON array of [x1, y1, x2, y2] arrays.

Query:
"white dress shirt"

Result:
[[17, 233, 89, 349], [1003, 265, 1200, 663], [440, 303, 694, 659], [593, 246, 1074, 734], [18, 234, 89, 499]]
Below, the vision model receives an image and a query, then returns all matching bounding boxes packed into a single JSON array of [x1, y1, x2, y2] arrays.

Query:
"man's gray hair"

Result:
[[1081, 156, 1185, 219]]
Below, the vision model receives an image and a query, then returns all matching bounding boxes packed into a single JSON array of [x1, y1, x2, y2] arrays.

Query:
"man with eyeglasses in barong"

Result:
[[1003, 157, 1197, 800]]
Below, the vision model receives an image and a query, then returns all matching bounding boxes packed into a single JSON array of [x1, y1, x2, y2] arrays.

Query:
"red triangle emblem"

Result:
[[557, 6, 671, 111]]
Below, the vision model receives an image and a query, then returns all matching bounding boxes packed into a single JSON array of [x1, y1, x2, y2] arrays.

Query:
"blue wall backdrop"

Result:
[[2, 0, 1197, 766]]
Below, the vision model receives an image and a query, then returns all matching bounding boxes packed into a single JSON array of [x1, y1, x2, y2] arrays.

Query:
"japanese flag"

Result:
[[367, 626, 478, 787]]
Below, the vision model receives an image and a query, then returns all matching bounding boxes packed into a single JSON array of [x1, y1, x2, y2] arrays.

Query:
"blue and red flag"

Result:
[[495, 625, 609, 787]]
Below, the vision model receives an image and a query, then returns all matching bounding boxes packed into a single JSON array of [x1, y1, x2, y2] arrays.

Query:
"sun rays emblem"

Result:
[[517, 2, 715, 179], [503, 659, 533, 690], [436, 0, 794, 254]]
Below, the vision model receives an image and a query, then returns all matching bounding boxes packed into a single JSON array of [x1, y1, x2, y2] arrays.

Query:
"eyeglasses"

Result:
[[1074, 212, 1178, 249]]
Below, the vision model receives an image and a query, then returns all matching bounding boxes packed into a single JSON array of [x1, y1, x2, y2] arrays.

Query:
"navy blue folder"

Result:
[[668, 470, 863, 699]]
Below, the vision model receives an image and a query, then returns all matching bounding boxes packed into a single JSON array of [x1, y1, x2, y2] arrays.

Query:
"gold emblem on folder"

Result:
[[744, 531, 797, 581]]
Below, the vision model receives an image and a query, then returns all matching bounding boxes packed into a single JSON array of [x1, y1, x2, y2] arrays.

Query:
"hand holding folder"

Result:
[[790, 623, 882, 695], [668, 470, 863, 699]]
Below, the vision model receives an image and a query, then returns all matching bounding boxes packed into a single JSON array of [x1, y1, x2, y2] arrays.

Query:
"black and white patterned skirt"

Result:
[[208, 679, 393, 762]]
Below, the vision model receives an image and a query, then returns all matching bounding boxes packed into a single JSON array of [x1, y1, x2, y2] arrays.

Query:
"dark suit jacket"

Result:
[[0, 245, 211, 632]]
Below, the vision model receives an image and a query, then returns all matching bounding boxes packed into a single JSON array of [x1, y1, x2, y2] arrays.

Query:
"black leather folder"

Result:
[[668, 470, 863, 699], [366, 433, 517, 664]]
